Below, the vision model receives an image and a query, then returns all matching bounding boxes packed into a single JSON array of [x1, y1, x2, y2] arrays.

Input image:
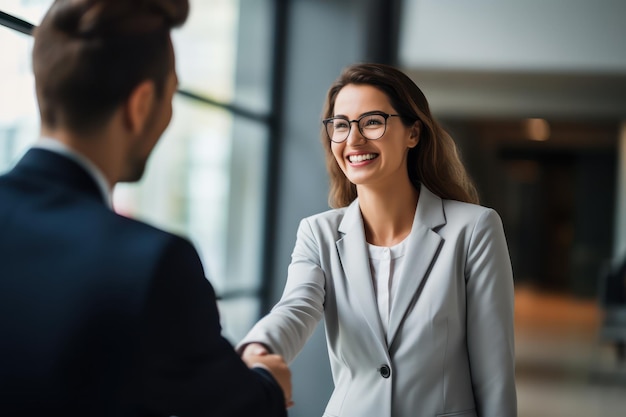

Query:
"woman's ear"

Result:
[[408, 120, 421, 148], [125, 80, 156, 135]]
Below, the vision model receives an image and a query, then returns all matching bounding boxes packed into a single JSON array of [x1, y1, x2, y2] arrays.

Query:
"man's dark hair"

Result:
[[32, 0, 189, 134]]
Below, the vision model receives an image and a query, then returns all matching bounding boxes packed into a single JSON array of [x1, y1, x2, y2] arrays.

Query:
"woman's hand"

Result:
[[241, 343, 294, 408], [241, 342, 270, 360]]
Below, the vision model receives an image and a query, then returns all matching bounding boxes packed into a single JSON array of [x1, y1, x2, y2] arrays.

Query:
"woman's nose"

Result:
[[346, 122, 366, 145]]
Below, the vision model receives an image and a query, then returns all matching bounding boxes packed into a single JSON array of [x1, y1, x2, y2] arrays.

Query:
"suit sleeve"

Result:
[[465, 209, 517, 417], [236, 218, 326, 364], [136, 235, 286, 417]]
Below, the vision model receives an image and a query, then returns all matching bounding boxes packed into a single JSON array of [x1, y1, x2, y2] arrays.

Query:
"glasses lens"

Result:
[[327, 118, 350, 142], [358, 114, 386, 140]]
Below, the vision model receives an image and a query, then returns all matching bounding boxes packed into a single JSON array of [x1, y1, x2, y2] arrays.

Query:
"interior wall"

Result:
[[399, 0, 626, 72]]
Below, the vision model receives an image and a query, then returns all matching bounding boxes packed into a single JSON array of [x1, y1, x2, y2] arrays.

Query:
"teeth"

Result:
[[348, 153, 377, 163]]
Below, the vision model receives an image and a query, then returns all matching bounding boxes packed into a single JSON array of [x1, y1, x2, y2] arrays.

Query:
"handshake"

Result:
[[241, 342, 294, 409]]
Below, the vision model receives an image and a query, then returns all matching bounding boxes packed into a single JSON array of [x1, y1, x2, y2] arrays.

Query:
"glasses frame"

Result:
[[322, 111, 401, 143]]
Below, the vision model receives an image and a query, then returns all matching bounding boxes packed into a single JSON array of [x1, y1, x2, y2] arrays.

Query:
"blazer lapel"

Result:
[[387, 184, 446, 347], [336, 199, 387, 347]]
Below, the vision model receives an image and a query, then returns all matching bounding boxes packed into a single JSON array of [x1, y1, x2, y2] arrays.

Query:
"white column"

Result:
[[614, 122, 626, 261]]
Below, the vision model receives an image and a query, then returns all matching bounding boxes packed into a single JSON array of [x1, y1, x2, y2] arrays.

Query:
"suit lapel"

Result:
[[336, 200, 387, 347], [387, 184, 446, 347]]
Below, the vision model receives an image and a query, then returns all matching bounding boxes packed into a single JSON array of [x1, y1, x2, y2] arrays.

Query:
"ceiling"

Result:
[[403, 69, 626, 120]]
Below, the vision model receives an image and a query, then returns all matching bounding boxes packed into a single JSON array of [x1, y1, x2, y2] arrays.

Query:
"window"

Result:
[[0, 0, 276, 343]]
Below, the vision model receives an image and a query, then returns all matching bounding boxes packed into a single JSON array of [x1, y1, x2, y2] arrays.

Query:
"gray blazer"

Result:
[[239, 184, 517, 417]]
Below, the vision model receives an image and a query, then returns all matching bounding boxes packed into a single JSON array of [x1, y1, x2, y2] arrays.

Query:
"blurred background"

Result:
[[1, 0, 625, 415]]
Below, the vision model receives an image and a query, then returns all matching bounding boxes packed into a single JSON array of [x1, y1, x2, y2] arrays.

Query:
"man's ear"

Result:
[[408, 120, 421, 148], [125, 80, 156, 135]]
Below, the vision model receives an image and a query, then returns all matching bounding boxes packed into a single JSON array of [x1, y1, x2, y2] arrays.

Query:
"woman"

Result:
[[238, 63, 516, 417]]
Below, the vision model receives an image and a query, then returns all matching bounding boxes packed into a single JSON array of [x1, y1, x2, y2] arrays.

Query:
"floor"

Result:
[[514, 286, 626, 417]]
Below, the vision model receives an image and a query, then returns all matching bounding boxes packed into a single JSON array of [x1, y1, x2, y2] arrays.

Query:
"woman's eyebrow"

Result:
[[332, 110, 387, 119]]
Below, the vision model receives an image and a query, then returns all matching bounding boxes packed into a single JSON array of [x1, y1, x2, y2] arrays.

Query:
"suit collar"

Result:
[[387, 186, 444, 346], [9, 148, 107, 205], [337, 197, 362, 235], [336, 183, 446, 348], [36, 138, 113, 208], [336, 206, 386, 346], [338, 183, 446, 234], [413, 183, 446, 230]]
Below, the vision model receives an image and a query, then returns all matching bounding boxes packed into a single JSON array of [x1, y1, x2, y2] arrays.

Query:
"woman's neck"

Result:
[[357, 182, 419, 247]]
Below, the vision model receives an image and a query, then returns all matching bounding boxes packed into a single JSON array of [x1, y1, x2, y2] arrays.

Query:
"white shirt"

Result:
[[34, 138, 113, 209], [367, 236, 410, 337]]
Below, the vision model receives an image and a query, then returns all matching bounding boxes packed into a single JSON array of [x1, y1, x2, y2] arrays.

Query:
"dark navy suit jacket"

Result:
[[0, 148, 286, 417]]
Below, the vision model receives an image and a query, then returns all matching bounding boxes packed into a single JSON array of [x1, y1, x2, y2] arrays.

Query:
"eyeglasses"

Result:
[[323, 112, 401, 143]]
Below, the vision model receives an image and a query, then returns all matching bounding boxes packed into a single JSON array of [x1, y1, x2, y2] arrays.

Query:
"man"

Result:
[[0, 0, 290, 416]]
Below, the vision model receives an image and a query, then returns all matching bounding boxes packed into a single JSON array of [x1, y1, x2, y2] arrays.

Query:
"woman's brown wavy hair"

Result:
[[321, 63, 479, 208]]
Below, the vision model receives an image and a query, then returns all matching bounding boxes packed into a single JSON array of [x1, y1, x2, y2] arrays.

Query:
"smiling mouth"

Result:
[[348, 153, 378, 163]]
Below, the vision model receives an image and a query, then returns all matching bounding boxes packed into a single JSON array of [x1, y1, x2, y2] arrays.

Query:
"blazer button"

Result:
[[379, 365, 391, 378]]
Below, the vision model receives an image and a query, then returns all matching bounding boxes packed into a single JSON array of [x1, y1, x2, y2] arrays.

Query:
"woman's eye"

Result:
[[362, 116, 383, 127]]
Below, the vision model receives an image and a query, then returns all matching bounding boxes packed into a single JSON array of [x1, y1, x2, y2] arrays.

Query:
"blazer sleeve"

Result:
[[465, 209, 517, 417], [136, 235, 286, 417], [237, 218, 326, 364]]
